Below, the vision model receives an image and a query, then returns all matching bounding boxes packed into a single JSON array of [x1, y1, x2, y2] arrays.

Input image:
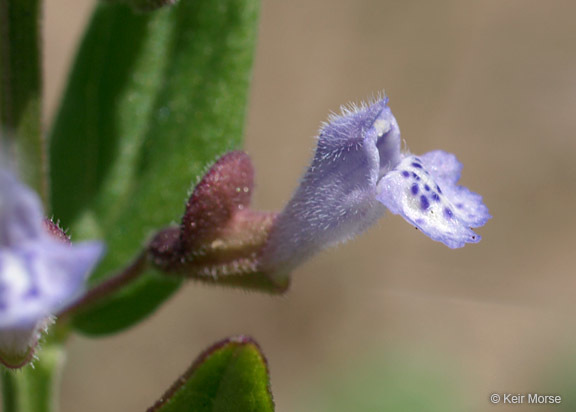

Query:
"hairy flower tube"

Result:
[[0, 167, 104, 368], [261, 97, 490, 282]]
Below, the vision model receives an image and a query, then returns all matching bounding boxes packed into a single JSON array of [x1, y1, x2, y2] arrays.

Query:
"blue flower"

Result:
[[262, 97, 490, 279], [0, 167, 103, 366]]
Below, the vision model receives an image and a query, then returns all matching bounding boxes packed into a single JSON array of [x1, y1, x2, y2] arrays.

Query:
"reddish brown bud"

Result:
[[148, 151, 287, 293], [181, 151, 255, 252], [148, 227, 182, 269]]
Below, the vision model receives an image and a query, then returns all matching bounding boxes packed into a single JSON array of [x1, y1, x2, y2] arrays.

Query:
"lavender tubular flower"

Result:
[[0, 167, 103, 368], [262, 97, 490, 281]]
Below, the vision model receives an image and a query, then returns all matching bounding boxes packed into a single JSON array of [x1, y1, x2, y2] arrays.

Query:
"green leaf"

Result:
[[0, 0, 45, 202], [69, 269, 182, 336], [106, 0, 180, 13], [149, 336, 275, 412], [48, 0, 261, 335]]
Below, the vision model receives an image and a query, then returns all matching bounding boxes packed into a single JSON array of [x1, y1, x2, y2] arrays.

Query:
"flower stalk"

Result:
[[57, 252, 149, 320]]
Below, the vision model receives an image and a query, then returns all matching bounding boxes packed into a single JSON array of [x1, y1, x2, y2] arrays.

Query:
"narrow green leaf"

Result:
[[49, 4, 170, 228], [0, 0, 45, 202], [149, 336, 275, 412], [49, 0, 260, 335]]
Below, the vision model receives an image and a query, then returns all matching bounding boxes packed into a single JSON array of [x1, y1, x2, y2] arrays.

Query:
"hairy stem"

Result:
[[58, 252, 149, 320]]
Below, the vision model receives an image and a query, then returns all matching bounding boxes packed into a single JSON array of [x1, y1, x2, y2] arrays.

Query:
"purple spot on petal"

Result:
[[411, 172, 421, 181], [431, 192, 440, 202], [412, 162, 423, 169], [411, 184, 419, 195], [424, 184, 430, 191], [456, 203, 464, 209], [436, 185, 442, 194], [25, 287, 40, 298], [444, 208, 454, 219], [401, 171, 410, 178], [420, 195, 430, 210]]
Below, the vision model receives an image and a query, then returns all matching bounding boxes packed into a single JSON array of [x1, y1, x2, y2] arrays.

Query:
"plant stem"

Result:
[[1, 343, 65, 412], [0, 0, 46, 204], [58, 252, 149, 320]]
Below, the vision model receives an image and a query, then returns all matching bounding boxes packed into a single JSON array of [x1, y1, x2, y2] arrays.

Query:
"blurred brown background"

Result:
[[44, 0, 576, 411]]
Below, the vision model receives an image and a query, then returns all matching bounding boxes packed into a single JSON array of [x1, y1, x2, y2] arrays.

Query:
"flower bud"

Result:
[[148, 152, 284, 292]]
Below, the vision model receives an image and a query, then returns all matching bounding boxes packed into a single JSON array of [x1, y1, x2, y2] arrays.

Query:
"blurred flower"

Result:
[[262, 97, 490, 281], [0, 167, 103, 368]]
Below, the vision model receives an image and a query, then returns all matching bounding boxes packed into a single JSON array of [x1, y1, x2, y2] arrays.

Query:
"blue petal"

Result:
[[421, 150, 491, 227], [376, 153, 490, 248], [0, 240, 104, 329], [420, 150, 462, 185]]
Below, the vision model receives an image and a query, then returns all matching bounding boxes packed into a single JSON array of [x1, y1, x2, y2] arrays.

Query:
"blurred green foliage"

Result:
[[300, 348, 465, 412], [48, 0, 260, 335], [0, 0, 44, 199]]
